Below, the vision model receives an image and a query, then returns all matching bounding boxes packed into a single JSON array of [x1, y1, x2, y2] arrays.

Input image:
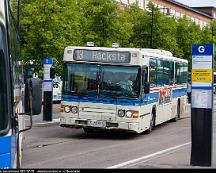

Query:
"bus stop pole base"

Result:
[[190, 108, 212, 167], [43, 91, 53, 121]]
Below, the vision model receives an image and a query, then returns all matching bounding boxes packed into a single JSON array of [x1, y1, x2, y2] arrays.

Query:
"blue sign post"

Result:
[[190, 44, 214, 166], [43, 58, 53, 121]]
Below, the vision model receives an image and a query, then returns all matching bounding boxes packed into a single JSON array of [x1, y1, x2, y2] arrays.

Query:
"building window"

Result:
[[144, 0, 150, 11], [138, 0, 144, 9], [195, 18, 199, 25], [176, 12, 181, 18], [121, 0, 129, 5], [170, 9, 175, 16], [128, 0, 137, 5]]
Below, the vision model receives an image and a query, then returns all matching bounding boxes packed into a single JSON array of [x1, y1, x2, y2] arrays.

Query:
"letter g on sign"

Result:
[[198, 46, 205, 53]]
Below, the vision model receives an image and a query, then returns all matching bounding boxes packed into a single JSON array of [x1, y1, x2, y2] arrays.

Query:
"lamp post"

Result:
[[150, 6, 170, 48]]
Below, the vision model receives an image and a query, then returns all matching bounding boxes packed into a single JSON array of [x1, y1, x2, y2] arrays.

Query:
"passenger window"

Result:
[[175, 62, 187, 84], [157, 59, 163, 86], [149, 58, 157, 87], [163, 61, 174, 85]]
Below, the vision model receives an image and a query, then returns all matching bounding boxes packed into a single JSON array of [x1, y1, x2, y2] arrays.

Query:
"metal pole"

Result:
[[17, 0, 21, 35], [43, 58, 53, 121], [43, 92, 53, 121], [150, 6, 154, 48]]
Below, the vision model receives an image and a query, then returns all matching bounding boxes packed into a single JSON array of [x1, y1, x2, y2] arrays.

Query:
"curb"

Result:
[[32, 118, 60, 127]]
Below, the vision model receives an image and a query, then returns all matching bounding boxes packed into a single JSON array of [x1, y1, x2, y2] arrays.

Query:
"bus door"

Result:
[[158, 60, 173, 122]]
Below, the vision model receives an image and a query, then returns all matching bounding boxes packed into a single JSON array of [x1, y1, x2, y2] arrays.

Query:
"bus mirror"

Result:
[[50, 66, 55, 79], [144, 82, 150, 94], [24, 78, 42, 115]]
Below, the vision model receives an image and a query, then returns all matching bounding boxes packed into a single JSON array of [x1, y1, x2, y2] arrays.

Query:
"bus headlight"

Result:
[[71, 106, 78, 114], [126, 111, 133, 118], [64, 106, 71, 113], [118, 110, 125, 117]]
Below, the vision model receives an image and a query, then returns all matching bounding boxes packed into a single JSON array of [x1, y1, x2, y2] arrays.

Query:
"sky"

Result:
[[176, 0, 216, 7]]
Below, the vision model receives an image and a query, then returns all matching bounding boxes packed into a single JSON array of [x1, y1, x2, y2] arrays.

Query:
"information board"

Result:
[[191, 44, 214, 109], [43, 58, 53, 92]]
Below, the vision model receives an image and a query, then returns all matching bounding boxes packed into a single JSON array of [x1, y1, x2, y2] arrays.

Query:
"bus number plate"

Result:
[[87, 120, 106, 127]]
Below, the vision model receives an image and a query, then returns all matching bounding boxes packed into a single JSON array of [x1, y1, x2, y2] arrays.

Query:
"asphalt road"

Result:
[[21, 98, 216, 169], [21, 112, 193, 168]]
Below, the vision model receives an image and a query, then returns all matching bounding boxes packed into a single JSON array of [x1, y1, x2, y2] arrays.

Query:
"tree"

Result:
[[20, 0, 215, 75], [21, 0, 84, 76], [77, 0, 132, 47], [175, 17, 203, 69], [123, 4, 149, 48]]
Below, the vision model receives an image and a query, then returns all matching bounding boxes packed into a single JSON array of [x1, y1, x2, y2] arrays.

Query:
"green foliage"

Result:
[[20, 0, 215, 75], [21, 0, 84, 76]]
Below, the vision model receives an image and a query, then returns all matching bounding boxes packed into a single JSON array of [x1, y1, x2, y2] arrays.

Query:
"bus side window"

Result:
[[163, 61, 174, 85], [175, 62, 187, 85], [157, 59, 163, 86], [175, 62, 180, 84], [149, 58, 157, 87]]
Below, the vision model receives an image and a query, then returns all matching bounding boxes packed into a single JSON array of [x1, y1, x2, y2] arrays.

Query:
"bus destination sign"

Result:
[[73, 49, 131, 63]]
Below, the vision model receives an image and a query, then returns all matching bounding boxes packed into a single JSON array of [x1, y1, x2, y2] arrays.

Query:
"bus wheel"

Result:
[[16, 143, 21, 169], [177, 100, 181, 119], [83, 127, 94, 133], [146, 112, 155, 134], [172, 101, 180, 122]]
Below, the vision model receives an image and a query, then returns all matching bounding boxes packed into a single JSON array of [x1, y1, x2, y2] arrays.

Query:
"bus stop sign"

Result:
[[190, 44, 214, 167], [191, 44, 214, 108]]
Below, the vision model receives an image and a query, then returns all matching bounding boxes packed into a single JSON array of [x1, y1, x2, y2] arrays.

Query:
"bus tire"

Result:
[[172, 100, 180, 122], [16, 140, 21, 169], [146, 112, 155, 134], [177, 100, 181, 119], [16, 152, 21, 169], [83, 127, 94, 133]]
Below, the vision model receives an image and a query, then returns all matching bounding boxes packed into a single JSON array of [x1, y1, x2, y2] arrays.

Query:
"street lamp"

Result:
[[150, 6, 171, 48]]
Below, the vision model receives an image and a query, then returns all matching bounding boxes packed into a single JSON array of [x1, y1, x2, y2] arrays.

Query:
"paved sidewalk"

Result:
[[25, 112, 60, 126], [25, 103, 61, 126]]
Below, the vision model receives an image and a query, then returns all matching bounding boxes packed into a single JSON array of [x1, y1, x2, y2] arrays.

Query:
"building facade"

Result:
[[116, 0, 213, 28], [192, 6, 216, 19]]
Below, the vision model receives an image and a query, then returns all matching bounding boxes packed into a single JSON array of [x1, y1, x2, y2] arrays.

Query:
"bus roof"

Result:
[[64, 46, 188, 64]]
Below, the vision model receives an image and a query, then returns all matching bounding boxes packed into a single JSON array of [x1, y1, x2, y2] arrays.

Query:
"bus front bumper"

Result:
[[60, 117, 139, 133]]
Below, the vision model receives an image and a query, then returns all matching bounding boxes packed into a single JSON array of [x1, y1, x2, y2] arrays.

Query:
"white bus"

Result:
[[60, 45, 188, 134]]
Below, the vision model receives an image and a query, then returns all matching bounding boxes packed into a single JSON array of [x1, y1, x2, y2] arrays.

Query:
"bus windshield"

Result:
[[63, 63, 141, 99]]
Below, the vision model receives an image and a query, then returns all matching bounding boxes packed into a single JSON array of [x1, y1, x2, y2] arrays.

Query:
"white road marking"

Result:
[[107, 142, 191, 169]]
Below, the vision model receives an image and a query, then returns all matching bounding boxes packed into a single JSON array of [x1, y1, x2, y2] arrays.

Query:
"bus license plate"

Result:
[[87, 120, 106, 128]]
